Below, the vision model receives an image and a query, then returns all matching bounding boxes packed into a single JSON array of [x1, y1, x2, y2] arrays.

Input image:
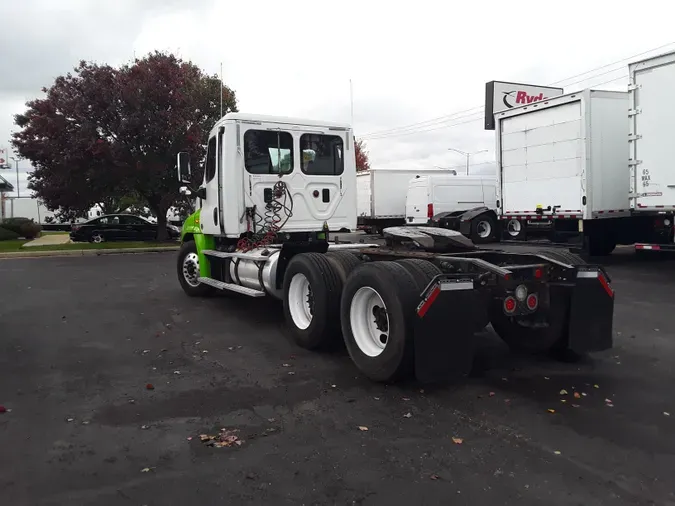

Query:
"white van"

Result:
[[405, 175, 498, 242]]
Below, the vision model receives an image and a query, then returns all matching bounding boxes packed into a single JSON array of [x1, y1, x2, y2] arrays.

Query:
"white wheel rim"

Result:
[[182, 252, 200, 287], [477, 220, 492, 238], [288, 273, 313, 330], [93, 234, 103, 243], [507, 220, 521, 237], [350, 287, 389, 357]]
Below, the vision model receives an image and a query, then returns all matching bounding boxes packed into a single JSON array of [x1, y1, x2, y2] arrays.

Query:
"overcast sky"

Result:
[[0, 0, 673, 197]]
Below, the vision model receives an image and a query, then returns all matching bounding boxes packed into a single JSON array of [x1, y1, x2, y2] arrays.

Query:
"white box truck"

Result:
[[357, 167, 456, 233], [405, 175, 498, 243], [496, 89, 641, 254], [628, 51, 675, 251]]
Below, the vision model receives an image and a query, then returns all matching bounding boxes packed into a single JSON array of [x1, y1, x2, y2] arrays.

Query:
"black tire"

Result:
[[471, 214, 497, 244], [396, 259, 442, 292], [587, 234, 616, 256], [536, 249, 586, 266], [283, 253, 343, 350], [177, 241, 214, 297], [341, 262, 419, 382], [326, 251, 362, 281], [504, 218, 526, 240], [89, 231, 105, 243]]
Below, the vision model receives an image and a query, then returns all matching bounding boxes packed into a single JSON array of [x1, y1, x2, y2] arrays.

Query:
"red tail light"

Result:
[[534, 268, 543, 279], [503, 296, 517, 314], [526, 293, 539, 310], [427, 203, 434, 219]]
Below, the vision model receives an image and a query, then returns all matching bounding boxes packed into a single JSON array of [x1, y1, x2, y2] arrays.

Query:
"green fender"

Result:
[[180, 209, 215, 278]]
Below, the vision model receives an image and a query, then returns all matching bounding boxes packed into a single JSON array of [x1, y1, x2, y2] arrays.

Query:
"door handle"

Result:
[[322, 189, 330, 203]]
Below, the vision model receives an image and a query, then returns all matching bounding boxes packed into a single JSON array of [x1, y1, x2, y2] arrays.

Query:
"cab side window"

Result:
[[204, 136, 217, 183], [300, 134, 344, 175], [244, 130, 294, 174]]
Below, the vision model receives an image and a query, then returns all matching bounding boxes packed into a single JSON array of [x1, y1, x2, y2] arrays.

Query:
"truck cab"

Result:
[[185, 113, 356, 239]]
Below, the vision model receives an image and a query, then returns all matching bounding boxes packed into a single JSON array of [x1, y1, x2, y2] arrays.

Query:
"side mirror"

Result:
[[177, 152, 192, 184]]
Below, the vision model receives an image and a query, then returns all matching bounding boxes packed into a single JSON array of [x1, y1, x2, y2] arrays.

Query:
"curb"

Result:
[[0, 246, 179, 259]]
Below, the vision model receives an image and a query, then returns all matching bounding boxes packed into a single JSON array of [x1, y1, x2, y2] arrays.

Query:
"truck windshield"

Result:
[[244, 130, 294, 174]]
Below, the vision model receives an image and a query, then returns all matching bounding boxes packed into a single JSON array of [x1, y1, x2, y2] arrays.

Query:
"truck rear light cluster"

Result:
[[503, 296, 517, 314], [526, 293, 539, 310], [427, 203, 434, 219], [534, 268, 543, 279]]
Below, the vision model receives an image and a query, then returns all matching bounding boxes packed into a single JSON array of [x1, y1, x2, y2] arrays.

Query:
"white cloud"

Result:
[[1, 0, 673, 189]]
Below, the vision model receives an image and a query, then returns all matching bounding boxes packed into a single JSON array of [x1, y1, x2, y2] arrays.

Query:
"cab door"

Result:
[[200, 135, 222, 235]]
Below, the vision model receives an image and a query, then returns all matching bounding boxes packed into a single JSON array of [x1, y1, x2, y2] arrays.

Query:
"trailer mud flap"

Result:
[[413, 279, 488, 383], [568, 269, 614, 354]]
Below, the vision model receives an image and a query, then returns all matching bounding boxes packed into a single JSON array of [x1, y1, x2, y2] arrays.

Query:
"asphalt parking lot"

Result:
[[1, 249, 675, 505]]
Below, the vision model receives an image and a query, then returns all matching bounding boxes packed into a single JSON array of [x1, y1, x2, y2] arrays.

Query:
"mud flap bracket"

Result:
[[413, 278, 488, 383], [568, 268, 614, 354]]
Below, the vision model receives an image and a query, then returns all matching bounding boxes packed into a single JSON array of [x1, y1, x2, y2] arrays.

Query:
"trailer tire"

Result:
[[326, 251, 362, 281], [177, 240, 214, 297], [396, 259, 442, 291], [587, 235, 616, 257], [341, 262, 418, 382], [490, 290, 569, 352], [504, 218, 526, 240], [283, 252, 343, 350], [471, 214, 497, 244]]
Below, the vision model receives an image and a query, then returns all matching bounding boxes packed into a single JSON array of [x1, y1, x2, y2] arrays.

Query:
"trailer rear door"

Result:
[[631, 54, 675, 210], [499, 100, 584, 216]]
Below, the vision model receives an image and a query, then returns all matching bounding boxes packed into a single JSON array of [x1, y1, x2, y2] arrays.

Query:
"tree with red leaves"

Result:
[[12, 52, 237, 238], [355, 138, 371, 172]]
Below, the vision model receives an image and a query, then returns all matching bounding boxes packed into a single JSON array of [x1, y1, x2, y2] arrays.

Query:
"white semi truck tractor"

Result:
[[174, 113, 615, 383]]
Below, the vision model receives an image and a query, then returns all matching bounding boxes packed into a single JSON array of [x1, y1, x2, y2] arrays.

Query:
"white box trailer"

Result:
[[495, 84, 675, 255], [496, 89, 629, 222], [356, 167, 456, 233]]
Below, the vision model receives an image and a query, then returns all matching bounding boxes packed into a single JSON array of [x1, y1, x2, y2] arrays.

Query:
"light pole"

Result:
[[9, 157, 19, 197], [447, 148, 488, 175]]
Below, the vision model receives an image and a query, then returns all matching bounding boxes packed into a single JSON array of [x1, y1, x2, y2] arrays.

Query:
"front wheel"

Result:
[[177, 241, 213, 297], [90, 231, 105, 243]]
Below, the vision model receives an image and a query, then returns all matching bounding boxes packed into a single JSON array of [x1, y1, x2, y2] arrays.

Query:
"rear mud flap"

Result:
[[413, 280, 488, 383], [568, 269, 614, 354]]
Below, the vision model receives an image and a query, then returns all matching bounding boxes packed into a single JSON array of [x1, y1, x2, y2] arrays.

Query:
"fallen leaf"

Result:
[[82, 421, 90, 425], [199, 434, 211, 442], [419, 389, 425, 394], [501, 377, 508, 381], [141, 425, 149, 430], [604, 398, 613, 403], [560, 400, 567, 403], [228, 347, 235, 351], [402, 397, 411, 401], [547, 409, 556, 414], [142, 349, 150, 354], [186, 437, 192, 441], [560, 389, 568, 395], [282, 363, 291, 367], [268, 418, 276, 422], [358, 426, 369, 431], [593, 384, 599, 389], [146, 383, 154, 390], [202, 350, 209, 354], [571, 404, 580, 408], [655, 328, 660, 332], [331, 384, 337, 388], [489, 392, 495, 397], [140, 467, 152, 473], [664, 412, 671, 417], [452, 437, 463, 445], [374, 397, 380, 401], [544, 376, 550, 380], [553, 450, 561, 455], [430, 474, 439, 480], [581, 393, 587, 397], [606, 404, 614, 408], [66, 418, 74, 422], [403, 412, 412, 418], [287, 371, 295, 375], [573, 392, 581, 399], [173, 370, 181, 375]]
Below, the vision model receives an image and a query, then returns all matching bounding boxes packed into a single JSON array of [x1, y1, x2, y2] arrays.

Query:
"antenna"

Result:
[[220, 62, 223, 118], [349, 79, 354, 126]]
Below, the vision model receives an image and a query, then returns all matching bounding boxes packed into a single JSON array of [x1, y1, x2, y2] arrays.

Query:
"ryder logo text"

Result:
[[502, 90, 548, 109]]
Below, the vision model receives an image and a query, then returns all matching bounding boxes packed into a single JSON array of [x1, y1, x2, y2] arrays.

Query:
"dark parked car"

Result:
[[70, 214, 181, 243]]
